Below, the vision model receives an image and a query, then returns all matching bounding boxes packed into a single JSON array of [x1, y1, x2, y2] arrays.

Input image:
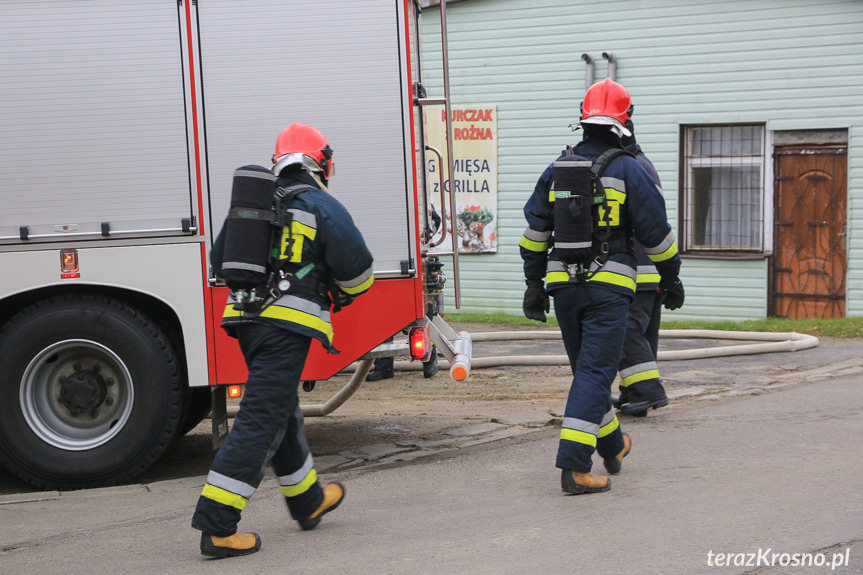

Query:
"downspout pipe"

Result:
[[580, 53, 594, 90], [602, 51, 616, 80]]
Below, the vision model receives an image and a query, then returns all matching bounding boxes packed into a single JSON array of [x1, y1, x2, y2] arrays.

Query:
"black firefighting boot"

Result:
[[366, 357, 394, 382], [422, 347, 438, 378], [603, 432, 631, 474], [200, 532, 261, 558], [618, 381, 669, 417], [298, 482, 346, 531], [561, 469, 611, 495]]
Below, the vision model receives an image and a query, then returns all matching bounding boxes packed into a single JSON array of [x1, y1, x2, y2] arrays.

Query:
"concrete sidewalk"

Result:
[[1, 372, 861, 575]]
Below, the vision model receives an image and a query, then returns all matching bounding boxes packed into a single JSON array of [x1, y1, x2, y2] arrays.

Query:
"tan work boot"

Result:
[[200, 531, 261, 558], [561, 469, 610, 495], [603, 432, 632, 475], [298, 482, 346, 530]]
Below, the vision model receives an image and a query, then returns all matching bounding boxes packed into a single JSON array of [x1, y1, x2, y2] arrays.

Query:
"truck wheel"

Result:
[[0, 294, 182, 490]]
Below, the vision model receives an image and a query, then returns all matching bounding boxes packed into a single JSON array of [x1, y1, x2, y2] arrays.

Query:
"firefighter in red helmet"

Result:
[[614, 105, 683, 416], [193, 122, 374, 557], [519, 78, 683, 494]]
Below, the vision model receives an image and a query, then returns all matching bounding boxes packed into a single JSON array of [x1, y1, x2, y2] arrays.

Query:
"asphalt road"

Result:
[[3, 331, 858, 497], [1, 338, 861, 574]]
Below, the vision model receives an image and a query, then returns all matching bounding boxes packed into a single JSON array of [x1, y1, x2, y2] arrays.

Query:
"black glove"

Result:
[[523, 279, 550, 322], [328, 284, 355, 313], [659, 276, 685, 311]]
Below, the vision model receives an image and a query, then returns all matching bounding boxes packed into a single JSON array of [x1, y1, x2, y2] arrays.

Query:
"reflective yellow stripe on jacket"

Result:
[[636, 264, 661, 286], [335, 265, 375, 295], [519, 226, 551, 253], [222, 293, 334, 348], [545, 260, 570, 285], [545, 259, 636, 292], [644, 230, 679, 263]]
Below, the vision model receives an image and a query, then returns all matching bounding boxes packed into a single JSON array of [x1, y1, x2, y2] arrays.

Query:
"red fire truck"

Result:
[[0, 0, 469, 490]]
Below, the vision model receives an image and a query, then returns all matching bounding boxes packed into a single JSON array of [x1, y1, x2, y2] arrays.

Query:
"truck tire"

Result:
[[0, 294, 183, 490]]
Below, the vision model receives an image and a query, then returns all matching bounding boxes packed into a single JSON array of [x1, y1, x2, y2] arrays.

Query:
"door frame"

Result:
[[769, 129, 849, 318]]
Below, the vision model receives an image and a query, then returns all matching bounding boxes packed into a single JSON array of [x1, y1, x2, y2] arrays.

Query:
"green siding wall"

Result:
[[421, 0, 863, 320]]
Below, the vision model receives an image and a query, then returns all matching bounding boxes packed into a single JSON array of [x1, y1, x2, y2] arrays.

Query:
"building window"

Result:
[[682, 124, 765, 252]]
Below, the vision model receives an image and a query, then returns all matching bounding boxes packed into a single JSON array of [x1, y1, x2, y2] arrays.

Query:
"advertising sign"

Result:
[[423, 104, 498, 253]]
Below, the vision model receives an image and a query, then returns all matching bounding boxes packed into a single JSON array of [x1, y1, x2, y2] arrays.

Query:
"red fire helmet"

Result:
[[272, 122, 334, 179], [580, 78, 633, 134]]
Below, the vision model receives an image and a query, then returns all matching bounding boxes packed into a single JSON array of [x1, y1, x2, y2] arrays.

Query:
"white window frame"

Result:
[[682, 124, 767, 254]]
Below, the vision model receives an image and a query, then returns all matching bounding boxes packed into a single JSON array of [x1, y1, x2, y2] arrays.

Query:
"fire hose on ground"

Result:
[[419, 329, 820, 368], [221, 330, 819, 418], [295, 330, 818, 417]]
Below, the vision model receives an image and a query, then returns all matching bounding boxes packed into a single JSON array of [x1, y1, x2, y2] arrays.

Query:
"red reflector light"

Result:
[[228, 384, 243, 399], [409, 326, 430, 361], [59, 248, 80, 279]]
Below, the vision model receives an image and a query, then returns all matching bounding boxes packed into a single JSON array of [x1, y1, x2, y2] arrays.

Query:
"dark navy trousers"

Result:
[[618, 289, 667, 402], [192, 324, 324, 536], [553, 284, 630, 472]]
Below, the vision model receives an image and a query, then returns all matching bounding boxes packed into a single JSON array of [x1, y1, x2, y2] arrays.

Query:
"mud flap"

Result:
[[211, 385, 229, 450]]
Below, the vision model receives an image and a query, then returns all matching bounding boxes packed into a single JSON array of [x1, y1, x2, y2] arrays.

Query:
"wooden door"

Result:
[[772, 146, 847, 318]]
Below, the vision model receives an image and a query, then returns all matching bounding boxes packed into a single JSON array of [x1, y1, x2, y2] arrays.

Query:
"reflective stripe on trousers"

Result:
[[620, 361, 660, 387], [278, 453, 317, 498], [560, 408, 621, 447], [553, 284, 629, 471], [191, 325, 323, 536], [619, 289, 663, 386]]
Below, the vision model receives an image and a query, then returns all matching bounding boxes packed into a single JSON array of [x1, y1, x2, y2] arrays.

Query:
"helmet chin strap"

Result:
[[309, 170, 328, 191]]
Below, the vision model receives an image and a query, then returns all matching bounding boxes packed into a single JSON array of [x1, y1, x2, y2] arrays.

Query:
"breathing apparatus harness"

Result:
[[551, 146, 634, 282], [220, 165, 333, 314]]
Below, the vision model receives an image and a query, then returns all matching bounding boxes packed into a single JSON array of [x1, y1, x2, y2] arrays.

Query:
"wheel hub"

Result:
[[57, 363, 110, 416], [21, 339, 134, 450]]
